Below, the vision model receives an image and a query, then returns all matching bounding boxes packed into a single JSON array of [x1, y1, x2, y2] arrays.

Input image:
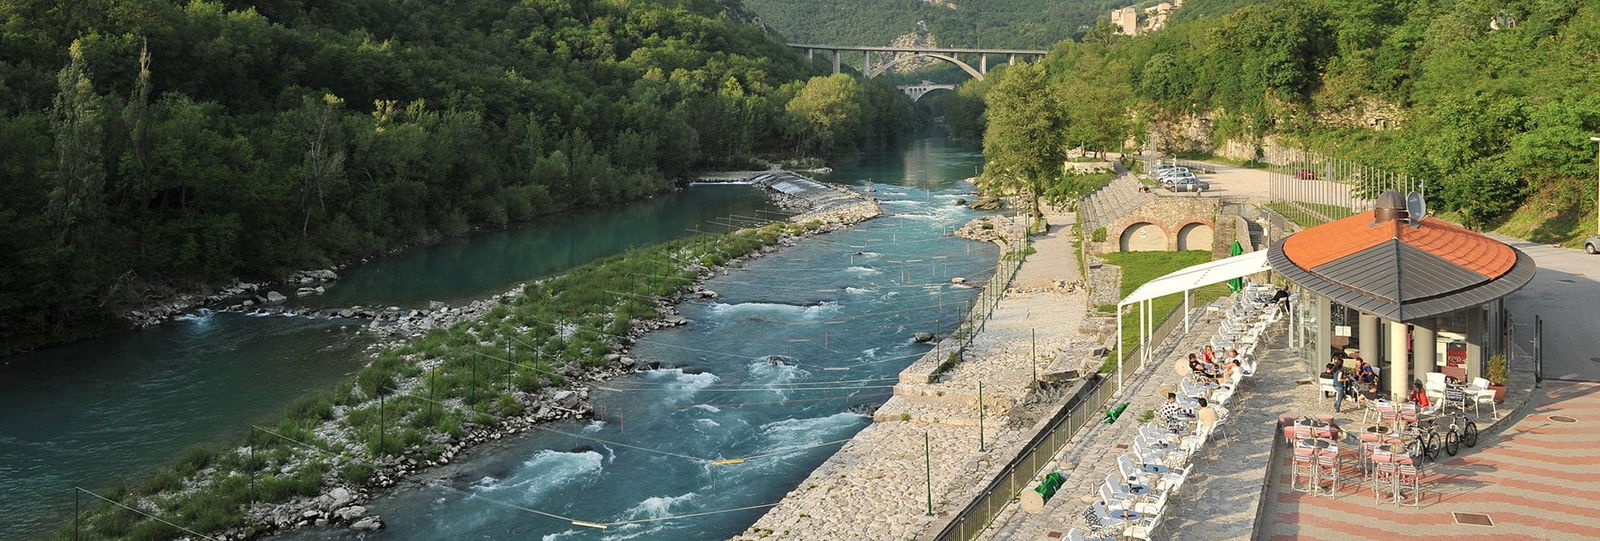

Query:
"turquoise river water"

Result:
[[0, 136, 994, 540], [0, 184, 787, 539], [281, 137, 998, 540]]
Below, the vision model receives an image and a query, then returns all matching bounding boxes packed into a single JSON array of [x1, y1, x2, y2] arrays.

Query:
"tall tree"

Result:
[[981, 63, 1066, 228], [47, 39, 106, 239]]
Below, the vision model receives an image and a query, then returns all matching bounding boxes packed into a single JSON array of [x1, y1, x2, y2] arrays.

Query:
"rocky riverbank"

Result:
[[237, 181, 881, 537]]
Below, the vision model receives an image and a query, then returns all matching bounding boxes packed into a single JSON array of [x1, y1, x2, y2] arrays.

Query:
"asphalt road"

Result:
[[1494, 234, 1600, 382]]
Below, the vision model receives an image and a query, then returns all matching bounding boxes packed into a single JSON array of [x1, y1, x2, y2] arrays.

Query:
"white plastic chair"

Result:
[[1317, 378, 1338, 406], [1122, 506, 1165, 541], [1467, 377, 1498, 419]]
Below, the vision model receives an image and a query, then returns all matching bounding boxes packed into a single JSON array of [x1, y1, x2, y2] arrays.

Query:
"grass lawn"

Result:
[[1098, 250, 1233, 373]]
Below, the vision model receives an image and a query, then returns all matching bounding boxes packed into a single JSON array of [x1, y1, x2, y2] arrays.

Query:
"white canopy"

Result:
[[1118, 250, 1271, 307]]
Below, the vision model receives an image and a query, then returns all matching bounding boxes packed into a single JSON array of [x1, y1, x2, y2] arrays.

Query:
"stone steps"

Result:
[[891, 381, 1021, 417], [872, 396, 986, 427]]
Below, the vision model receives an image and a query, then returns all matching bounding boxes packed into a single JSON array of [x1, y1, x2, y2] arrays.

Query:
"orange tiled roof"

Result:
[[1280, 211, 1515, 280]]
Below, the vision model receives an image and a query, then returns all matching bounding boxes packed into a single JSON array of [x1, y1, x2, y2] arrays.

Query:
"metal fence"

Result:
[[1264, 148, 1424, 228], [1505, 312, 1543, 383], [934, 300, 1189, 541], [926, 213, 1030, 373]]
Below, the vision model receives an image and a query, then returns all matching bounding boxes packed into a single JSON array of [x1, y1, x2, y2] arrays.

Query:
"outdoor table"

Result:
[[1376, 444, 1405, 455], [1110, 509, 1142, 521], [1365, 425, 1390, 434], [1139, 464, 1169, 475], [1127, 483, 1151, 496], [1297, 439, 1331, 451]]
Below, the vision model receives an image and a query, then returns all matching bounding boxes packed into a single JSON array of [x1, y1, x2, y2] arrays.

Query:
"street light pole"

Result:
[[1590, 136, 1599, 235]]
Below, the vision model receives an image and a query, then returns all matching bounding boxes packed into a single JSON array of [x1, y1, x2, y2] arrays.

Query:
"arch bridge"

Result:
[[788, 44, 1047, 82], [897, 81, 956, 102]]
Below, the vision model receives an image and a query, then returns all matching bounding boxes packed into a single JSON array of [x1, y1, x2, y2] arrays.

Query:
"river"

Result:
[[279, 136, 996, 540], [0, 185, 789, 539]]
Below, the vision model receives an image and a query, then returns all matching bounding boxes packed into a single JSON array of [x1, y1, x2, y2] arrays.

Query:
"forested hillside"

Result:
[[743, 0, 1137, 50], [0, 0, 913, 354], [968, 0, 1600, 241]]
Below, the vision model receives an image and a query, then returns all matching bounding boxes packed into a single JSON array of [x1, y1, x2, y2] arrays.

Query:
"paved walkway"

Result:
[[1259, 380, 1600, 539], [979, 309, 1225, 539]]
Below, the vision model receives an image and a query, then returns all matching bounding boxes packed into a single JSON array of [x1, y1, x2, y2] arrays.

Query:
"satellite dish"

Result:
[[1406, 192, 1428, 224]]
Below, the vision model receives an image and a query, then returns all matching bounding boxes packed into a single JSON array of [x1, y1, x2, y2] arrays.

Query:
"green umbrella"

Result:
[[1227, 240, 1244, 292]]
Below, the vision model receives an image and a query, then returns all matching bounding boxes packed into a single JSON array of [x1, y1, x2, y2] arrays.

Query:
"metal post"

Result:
[[1031, 329, 1038, 388], [1183, 290, 1190, 333], [924, 432, 934, 516], [1116, 304, 1124, 393], [428, 370, 436, 420], [378, 392, 386, 456], [978, 381, 986, 452], [1590, 137, 1599, 235]]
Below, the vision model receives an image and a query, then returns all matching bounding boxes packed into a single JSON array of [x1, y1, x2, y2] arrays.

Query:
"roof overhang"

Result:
[[1119, 250, 1270, 307], [1268, 241, 1535, 322]]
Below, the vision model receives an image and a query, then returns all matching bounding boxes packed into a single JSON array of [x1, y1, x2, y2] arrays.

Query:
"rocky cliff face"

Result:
[[876, 20, 940, 74]]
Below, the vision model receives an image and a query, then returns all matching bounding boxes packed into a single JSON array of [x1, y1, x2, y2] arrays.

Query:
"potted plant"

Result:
[[1486, 353, 1508, 403]]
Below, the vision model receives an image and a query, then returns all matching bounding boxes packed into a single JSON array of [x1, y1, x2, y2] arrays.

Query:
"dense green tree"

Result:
[[0, 0, 914, 354], [980, 63, 1065, 226]]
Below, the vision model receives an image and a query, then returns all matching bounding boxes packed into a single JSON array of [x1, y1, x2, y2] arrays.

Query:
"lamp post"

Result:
[[1590, 136, 1599, 236]]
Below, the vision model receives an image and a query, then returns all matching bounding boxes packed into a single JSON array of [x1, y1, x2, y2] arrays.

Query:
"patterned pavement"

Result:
[[1259, 380, 1600, 540]]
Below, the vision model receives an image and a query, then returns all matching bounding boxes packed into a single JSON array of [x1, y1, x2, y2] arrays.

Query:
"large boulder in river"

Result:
[[334, 505, 367, 522], [970, 196, 1003, 210], [265, 291, 288, 304], [350, 516, 382, 531], [913, 332, 935, 343]]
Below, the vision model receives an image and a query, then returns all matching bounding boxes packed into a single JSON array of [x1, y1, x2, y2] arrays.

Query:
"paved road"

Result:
[[1261, 380, 1600, 539], [1494, 235, 1600, 382]]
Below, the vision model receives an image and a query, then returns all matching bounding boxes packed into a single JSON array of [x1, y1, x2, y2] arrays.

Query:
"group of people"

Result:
[[1318, 352, 1384, 413], [1185, 344, 1251, 384]]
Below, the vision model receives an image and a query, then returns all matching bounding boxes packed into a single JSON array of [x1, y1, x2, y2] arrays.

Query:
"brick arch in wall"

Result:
[[1176, 220, 1216, 252], [1118, 221, 1169, 252]]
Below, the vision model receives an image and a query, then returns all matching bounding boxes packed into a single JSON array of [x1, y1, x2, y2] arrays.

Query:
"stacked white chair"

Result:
[[1074, 281, 1281, 541]]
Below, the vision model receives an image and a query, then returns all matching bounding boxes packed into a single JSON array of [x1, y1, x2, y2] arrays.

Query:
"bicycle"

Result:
[[1437, 407, 1479, 455]]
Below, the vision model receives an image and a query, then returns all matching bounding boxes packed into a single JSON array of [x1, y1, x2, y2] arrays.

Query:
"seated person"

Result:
[[1159, 392, 1194, 433], [1355, 359, 1377, 385], [1188, 354, 1219, 383], [1359, 382, 1388, 403]]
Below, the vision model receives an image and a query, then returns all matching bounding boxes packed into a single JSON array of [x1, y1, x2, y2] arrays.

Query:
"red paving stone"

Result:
[[1259, 381, 1600, 540]]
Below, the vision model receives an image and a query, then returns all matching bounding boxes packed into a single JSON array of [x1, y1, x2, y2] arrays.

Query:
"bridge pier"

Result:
[[863, 51, 872, 77], [807, 48, 814, 61], [832, 50, 841, 75], [979, 54, 987, 75], [1009, 54, 1016, 66]]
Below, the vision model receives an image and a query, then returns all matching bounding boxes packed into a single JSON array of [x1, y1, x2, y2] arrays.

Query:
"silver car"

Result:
[[1169, 177, 1211, 192], [1586, 235, 1600, 254]]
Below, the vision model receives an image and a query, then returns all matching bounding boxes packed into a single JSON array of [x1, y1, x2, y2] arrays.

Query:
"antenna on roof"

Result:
[[1406, 192, 1428, 226]]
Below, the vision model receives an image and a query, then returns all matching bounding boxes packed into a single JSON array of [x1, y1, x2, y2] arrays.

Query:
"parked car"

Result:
[[1586, 235, 1600, 254], [1169, 177, 1211, 192], [1295, 169, 1318, 180]]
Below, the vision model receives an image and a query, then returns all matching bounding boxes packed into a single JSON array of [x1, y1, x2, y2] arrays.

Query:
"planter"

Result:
[[1489, 383, 1506, 403]]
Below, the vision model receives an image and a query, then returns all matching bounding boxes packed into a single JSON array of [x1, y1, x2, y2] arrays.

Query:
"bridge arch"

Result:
[[867, 52, 984, 80], [897, 82, 957, 102]]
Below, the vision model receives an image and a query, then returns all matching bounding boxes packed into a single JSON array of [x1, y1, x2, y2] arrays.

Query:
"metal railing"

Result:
[[935, 374, 1104, 541], [934, 300, 1190, 541]]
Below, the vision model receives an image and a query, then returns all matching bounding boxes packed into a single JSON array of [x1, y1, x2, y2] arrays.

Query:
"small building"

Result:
[[1114, 191, 1534, 401], [1268, 191, 1534, 399]]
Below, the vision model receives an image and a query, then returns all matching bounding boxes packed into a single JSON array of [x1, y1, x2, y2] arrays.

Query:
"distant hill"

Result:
[[744, 0, 1138, 50]]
